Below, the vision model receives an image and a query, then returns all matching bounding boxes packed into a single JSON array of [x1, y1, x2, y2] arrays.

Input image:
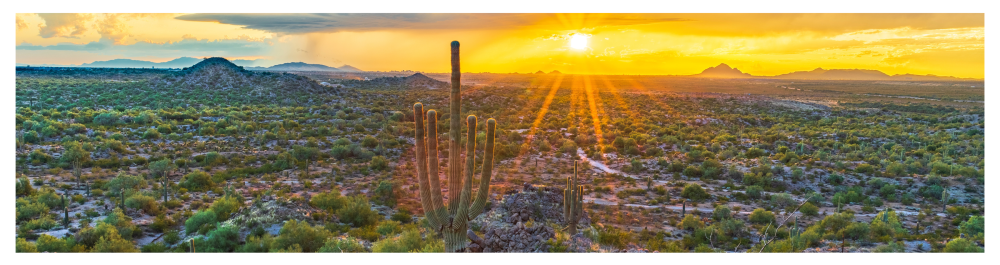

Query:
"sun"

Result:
[[570, 34, 588, 50]]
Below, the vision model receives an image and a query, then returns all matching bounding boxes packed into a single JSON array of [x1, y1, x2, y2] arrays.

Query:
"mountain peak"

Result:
[[695, 63, 751, 78]]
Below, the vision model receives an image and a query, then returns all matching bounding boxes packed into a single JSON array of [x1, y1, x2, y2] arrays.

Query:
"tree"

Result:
[[61, 141, 90, 186], [149, 159, 176, 202], [943, 238, 983, 252], [292, 145, 319, 178], [681, 183, 709, 201]]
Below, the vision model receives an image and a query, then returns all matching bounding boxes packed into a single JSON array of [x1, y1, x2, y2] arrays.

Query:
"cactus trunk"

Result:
[[563, 161, 584, 235], [413, 41, 497, 252]]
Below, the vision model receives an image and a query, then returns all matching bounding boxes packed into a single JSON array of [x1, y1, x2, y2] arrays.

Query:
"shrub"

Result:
[[746, 185, 763, 199], [712, 205, 731, 221], [799, 202, 819, 217], [92, 226, 139, 252], [372, 180, 396, 207], [376, 220, 403, 236], [372, 229, 425, 252], [320, 236, 367, 253], [348, 226, 381, 242], [679, 214, 705, 231], [959, 216, 984, 239], [209, 195, 242, 221], [370, 156, 389, 171], [310, 188, 347, 213], [770, 193, 795, 209], [150, 213, 176, 233], [180, 170, 215, 192], [749, 208, 776, 224], [681, 183, 709, 201], [16, 238, 37, 253], [140, 242, 168, 252], [237, 234, 274, 253], [185, 210, 217, 235], [839, 222, 870, 241], [36, 234, 70, 253], [272, 220, 330, 252], [390, 210, 413, 224], [100, 209, 140, 240], [337, 196, 380, 228], [125, 194, 159, 214], [943, 238, 983, 252], [203, 225, 241, 252], [15, 198, 49, 223]]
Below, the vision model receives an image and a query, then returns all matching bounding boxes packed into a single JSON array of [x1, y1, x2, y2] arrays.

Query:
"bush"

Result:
[[320, 236, 367, 253], [203, 225, 241, 252], [748, 208, 776, 224], [370, 156, 389, 171], [799, 202, 819, 217], [36, 234, 70, 252], [390, 210, 413, 224], [272, 220, 330, 252], [372, 180, 396, 207], [185, 210, 217, 235], [959, 216, 984, 239], [943, 238, 983, 252], [209, 195, 242, 221], [376, 220, 403, 236], [372, 229, 426, 253], [16, 238, 38, 253], [681, 183, 709, 201], [237, 234, 274, 252], [746, 185, 763, 200], [310, 188, 347, 213], [711, 205, 731, 221], [180, 170, 215, 192], [15, 198, 49, 223], [679, 214, 705, 230], [141, 242, 168, 252], [337, 196, 380, 228], [125, 194, 159, 214], [92, 226, 139, 252], [150, 213, 176, 233]]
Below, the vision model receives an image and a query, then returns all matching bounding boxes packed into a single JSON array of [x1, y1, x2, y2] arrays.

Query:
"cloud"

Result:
[[37, 13, 93, 38], [95, 14, 174, 44], [16, 37, 272, 58], [16, 15, 29, 31], [175, 13, 689, 34]]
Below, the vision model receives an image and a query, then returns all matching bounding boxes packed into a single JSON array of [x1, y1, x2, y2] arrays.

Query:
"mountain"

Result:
[[154, 57, 331, 94], [535, 70, 545, 74], [694, 63, 752, 78], [404, 73, 449, 89], [772, 68, 891, 80], [549, 70, 562, 74], [691, 64, 976, 81], [337, 65, 363, 72], [264, 62, 341, 72], [80, 57, 203, 68]]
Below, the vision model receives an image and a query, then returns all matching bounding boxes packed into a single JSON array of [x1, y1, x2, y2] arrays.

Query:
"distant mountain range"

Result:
[[16, 57, 361, 72], [693, 63, 976, 81]]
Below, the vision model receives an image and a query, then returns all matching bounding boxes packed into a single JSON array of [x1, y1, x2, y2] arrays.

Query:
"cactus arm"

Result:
[[447, 40, 463, 216], [564, 185, 571, 221], [426, 110, 448, 225], [468, 118, 496, 218], [413, 103, 442, 228], [454, 115, 477, 229]]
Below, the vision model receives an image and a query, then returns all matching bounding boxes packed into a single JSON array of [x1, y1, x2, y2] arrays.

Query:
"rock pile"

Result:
[[467, 183, 590, 252]]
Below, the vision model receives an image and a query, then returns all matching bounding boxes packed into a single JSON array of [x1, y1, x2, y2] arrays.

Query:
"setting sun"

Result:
[[569, 33, 588, 50]]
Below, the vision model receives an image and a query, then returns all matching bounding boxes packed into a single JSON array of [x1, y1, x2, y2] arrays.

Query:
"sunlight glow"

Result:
[[570, 34, 588, 50]]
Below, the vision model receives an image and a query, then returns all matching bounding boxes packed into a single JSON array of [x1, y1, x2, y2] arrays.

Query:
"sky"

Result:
[[14, 13, 985, 78]]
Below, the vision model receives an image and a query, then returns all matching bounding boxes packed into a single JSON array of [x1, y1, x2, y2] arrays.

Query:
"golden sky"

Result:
[[15, 13, 984, 78]]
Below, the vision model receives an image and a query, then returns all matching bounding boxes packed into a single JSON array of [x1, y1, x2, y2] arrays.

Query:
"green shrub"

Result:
[[320, 236, 367, 253], [337, 196, 380, 227], [370, 156, 389, 171], [36, 234, 70, 252], [310, 188, 346, 213], [959, 216, 984, 239], [237, 234, 274, 252], [91, 225, 139, 252], [141, 242, 168, 252], [372, 180, 396, 207], [203, 225, 241, 252], [185, 210, 217, 235], [390, 210, 412, 224], [376, 220, 402, 236], [943, 238, 983, 252], [681, 183, 709, 201], [749, 208, 776, 224], [680, 214, 705, 230], [348, 226, 381, 242], [125, 194, 159, 214], [800, 202, 819, 217], [180, 170, 215, 192], [16, 238, 38, 253], [272, 220, 330, 252], [15, 198, 49, 223], [711, 205, 731, 221], [209, 195, 242, 221], [372, 229, 425, 253]]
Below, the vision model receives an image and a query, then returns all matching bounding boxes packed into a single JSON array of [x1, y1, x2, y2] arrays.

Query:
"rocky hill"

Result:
[[694, 63, 752, 78], [153, 57, 330, 93]]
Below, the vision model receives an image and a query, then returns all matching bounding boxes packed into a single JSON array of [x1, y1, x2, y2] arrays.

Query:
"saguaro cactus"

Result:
[[62, 194, 69, 226], [941, 189, 949, 212], [413, 41, 498, 252], [564, 161, 584, 235]]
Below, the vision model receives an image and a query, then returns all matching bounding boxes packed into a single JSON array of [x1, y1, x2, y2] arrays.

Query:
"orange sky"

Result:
[[15, 13, 985, 78]]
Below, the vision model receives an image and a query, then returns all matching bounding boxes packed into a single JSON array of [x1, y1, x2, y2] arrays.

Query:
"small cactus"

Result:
[[563, 161, 584, 235], [62, 194, 70, 227], [646, 176, 653, 191], [941, 189, 949, 212]]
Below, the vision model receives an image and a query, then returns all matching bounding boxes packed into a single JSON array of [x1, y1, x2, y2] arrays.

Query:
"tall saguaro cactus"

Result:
[[563, 161, 584, 235], [413, 41, 498, 252]]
